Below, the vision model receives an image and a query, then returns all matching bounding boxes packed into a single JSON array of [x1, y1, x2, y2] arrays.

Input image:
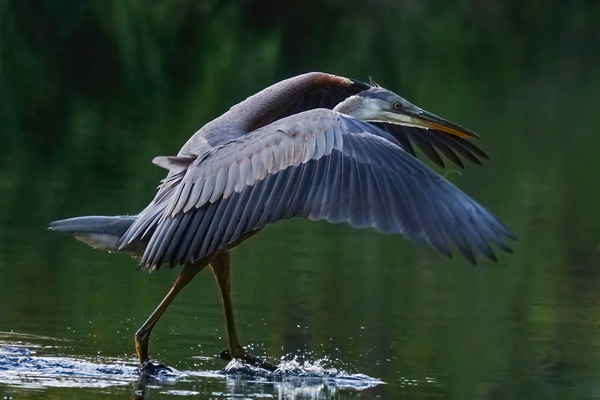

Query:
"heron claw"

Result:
[[217, 349, 278, 372], [137, 360, 173, 376], [217, 349, 233, 361]]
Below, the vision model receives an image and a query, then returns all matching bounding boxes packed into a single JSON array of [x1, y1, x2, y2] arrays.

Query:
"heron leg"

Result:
[[210, 251, 277, 372], [210, 251, 244, 357], [135, 262, 205, 371]]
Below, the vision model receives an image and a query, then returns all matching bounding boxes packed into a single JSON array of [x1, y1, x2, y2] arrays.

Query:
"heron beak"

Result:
[[385, 108, 481, 139]]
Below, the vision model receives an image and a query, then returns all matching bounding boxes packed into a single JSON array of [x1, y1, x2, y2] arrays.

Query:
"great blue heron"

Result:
[[50, 72, 515, 373]]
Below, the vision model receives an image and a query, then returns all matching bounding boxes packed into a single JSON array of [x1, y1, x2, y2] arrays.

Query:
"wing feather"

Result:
[[347, 158, 367, 227], [274, 164, 306, 221], [423, 132, 464, 168], [184, 177, 205, 213], [315, 150, 338, 222], [172, 182, 191, 216], [302, 135, 317, 163], [142, 213, 175, 267], [239, 157, 254, 187], [182, 202, 216, 265], [197, 196, 230, 262], [160, 212, 194, 267], [314, 131, 327, 160], [224, 179, 260, 245], [405, 128, 445, 168], [211, 167, 229, 202], [172, 209, 204, 265], [224, 161, 239, 198], [198, 173, 216, 206], [376, 123, 489, 168]]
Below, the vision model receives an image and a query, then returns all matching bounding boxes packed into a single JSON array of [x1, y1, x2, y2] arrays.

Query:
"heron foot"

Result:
[[218, 349, 278, 372], [137, 360, 174, 376]]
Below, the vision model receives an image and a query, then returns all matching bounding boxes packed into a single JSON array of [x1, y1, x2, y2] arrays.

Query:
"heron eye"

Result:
[[393, 102, 400, 110]]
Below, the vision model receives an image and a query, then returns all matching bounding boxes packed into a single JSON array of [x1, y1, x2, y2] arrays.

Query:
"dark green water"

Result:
[[1, 2, 600, 399]]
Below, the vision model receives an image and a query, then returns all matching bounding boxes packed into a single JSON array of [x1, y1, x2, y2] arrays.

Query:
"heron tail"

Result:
[[49, 215, 142, 254]]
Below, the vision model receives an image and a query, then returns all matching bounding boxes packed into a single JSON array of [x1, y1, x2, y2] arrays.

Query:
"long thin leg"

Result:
[[210, 251, 277, 371], [135, 262, 205, 369], [210, 251, 244, 357]]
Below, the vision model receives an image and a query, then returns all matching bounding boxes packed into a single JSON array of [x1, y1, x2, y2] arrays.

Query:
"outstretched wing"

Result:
[[120, 109, 514, 270]]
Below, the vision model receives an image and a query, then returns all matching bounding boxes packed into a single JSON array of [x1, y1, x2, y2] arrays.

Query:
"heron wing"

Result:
[[121, 109, 514, 270]]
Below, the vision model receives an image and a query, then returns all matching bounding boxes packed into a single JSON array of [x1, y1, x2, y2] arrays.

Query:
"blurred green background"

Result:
[[1, 1, 600, 399]]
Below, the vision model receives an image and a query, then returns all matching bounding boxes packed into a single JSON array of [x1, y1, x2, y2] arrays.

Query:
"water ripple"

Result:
[[1, 333, 383, 398]]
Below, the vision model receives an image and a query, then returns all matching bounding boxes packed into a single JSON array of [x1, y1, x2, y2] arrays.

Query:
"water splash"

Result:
[[1, 333, 383, 398], [208, 355, 383, 397]]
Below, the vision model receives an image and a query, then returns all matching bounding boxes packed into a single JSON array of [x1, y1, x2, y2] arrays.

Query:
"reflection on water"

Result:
[[0, 332, 383, 399], [0, 332, 137, 389]]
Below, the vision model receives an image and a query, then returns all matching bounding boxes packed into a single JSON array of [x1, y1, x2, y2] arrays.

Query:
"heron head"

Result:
[[333, 87, 480, 139]]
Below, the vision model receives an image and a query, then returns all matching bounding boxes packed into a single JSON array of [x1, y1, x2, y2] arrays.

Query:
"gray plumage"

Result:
[[51, 72, 515, 270]]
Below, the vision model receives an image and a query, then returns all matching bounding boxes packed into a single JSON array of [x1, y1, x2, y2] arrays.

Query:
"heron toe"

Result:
[[137, 360, 174, 377], [218, 349, 278, 372]]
